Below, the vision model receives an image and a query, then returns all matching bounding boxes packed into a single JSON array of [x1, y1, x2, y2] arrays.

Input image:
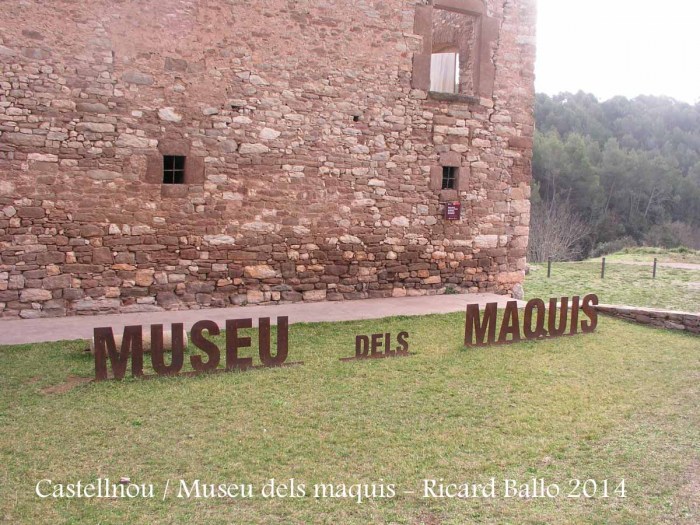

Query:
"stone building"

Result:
[[0, 0, 536, 318]]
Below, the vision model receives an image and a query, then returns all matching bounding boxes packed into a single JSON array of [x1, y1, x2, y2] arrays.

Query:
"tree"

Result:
[[527, 199, 591, 262], [532, 92, 700, 255]]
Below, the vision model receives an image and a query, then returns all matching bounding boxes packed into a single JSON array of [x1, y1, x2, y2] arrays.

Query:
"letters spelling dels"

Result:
[[342, 332, 410, 361]]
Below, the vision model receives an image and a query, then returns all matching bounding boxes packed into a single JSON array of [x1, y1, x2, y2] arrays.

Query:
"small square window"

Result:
[[442, 166, 457, 190], [163, 155, 186, 184]]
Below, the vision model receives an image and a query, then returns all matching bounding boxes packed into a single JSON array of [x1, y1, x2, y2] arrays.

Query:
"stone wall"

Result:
[[0, 0, 537, 318], [596, 305, 700, 335]]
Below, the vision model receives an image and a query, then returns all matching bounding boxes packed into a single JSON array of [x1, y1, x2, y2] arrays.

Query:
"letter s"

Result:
[[581, 294, 599, 333], [396, 332, 410, 353], [190, 320, 221, 372]]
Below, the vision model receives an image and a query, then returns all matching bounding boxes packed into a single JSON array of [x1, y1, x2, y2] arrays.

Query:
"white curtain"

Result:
[[430, 53, 459, 93]]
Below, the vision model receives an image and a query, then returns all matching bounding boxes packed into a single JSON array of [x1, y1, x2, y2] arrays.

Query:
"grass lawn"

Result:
[[590, 247, 700, 266], [1, 310, 698, 524], [526, 261, 700, 312]]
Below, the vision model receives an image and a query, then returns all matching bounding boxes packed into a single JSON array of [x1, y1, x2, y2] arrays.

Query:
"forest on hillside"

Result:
[[529, 92, 700, 261]]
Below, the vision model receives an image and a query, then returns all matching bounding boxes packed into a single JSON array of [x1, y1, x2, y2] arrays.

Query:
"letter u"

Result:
[[548, 297, 569, 337], [151, 324, 185, 376]]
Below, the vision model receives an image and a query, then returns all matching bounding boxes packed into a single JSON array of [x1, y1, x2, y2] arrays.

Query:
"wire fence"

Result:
[[546, 257, 661, 279]]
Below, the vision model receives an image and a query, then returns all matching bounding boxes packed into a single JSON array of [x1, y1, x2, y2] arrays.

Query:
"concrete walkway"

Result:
[[0, 293, 521, 345]]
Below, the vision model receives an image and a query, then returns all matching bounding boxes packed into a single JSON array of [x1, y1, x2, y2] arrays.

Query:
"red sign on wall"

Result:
[[444, 201, 461, 220]]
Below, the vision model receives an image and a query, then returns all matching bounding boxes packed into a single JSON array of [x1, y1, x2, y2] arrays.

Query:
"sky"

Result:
[[535, 0, 700, 104]]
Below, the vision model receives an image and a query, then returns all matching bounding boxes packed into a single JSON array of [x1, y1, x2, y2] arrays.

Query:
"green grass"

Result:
[[1, 313, 698, 524], [592, 247, 700, 265], [526, 261, 700, 312]]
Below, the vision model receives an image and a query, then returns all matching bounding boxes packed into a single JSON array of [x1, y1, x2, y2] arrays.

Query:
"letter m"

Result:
[[94, 326, 143, 381], [464, 302, 498, 347]]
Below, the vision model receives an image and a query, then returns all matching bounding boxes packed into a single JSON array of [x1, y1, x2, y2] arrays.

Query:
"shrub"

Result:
[[591, 237, 638, 258]]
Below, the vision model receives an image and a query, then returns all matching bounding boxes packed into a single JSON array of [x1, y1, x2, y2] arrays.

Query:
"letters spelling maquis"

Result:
[[464, 295, 599, 347]]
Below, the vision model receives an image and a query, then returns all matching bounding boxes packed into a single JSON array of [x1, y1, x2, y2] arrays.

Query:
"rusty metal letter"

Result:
[[356, 335, 369, 357], [396, 332, 410, 354], [548, 297, 569, 337], [569, 296, 581, 335], [498, 301, 522, 344], [259, 316, 289, 367], [523, 298, 547, 339], [581, 294, 599, 333], [226, 319, 253, 371], [190, 320, 221, 372], [370, 333, 383, 356], [94, 325, 143, 381], [465, 302, 498, 347], [151, 324, 185, 376]]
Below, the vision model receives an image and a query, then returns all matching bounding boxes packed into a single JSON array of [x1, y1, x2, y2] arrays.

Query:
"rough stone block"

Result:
[[303, 290, 327, 302], [122, 70, 154, 85], [42, 274, 72, 290], [244, 265, 279, 279], [246, 290, 265, 304], [20, 289, 53, 302], [17, 207, 46, 219]]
